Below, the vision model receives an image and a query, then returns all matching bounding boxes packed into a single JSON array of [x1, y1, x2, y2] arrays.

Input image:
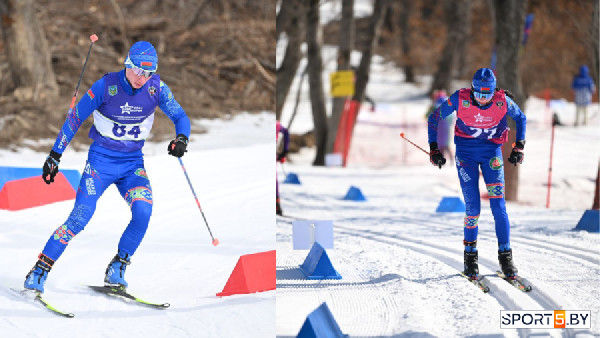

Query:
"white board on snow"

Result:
[[325, 153, 343, 167], [292, 220, 334, 250]]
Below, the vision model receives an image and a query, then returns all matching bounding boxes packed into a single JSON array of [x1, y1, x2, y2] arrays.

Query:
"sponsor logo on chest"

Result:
[[120, 102, 143, 115]]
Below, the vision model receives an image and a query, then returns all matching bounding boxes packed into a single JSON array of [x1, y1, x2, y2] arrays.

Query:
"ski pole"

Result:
[[400, 132, 479, 173], [279, 159, 287, 177], [399, 132, 430, 156], [68, 34, 98, 114], [177, 157, 219, 246]]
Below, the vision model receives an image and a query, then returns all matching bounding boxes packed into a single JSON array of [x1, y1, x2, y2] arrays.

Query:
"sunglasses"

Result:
[[124, 55, 156, 78], [473, 90, 494, 101]]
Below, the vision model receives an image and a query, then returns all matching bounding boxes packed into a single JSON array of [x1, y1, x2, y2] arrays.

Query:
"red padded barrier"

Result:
[[216, 250, 275, 297], [0, 173, 76, 211]]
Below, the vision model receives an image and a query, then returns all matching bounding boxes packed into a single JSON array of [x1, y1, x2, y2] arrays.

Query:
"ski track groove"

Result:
[[276, 244, 401, 336], [336, 225, 581, 338]]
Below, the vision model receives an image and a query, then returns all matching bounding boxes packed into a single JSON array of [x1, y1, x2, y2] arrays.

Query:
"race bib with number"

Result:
[[454, 88, 508, 144]]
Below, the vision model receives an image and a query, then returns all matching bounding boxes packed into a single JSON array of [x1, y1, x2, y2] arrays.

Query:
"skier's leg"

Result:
[[104, 165, 152, 288], [455, 148, 481, 278], [481, 146, 518, 276], [115, 167, 153, 256], [26, 155, 114, 292], [480, 147, 510, 245], [455, 151, 481, 247], [41, 160, 112, 260]]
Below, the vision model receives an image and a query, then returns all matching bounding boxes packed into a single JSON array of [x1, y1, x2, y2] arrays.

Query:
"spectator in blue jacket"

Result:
[[571, 65, 596, 126]]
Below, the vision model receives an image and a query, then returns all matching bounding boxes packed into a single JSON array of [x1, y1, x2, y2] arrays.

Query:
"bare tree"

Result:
[[305, 0, 328, 166], [454, 0, 472, 79], [276, 0, 297, 41], [0, 0, 58, 102], [276, 0, 304, 120], [398, 0, 415, 83], [591, 0, 599, 88], [326, 0, 354, 154], [352, 0, 389, 106], [429, 0, 471, 94], [492, 0, 528, 202]]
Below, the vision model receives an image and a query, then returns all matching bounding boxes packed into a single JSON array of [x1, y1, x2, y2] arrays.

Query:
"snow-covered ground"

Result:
[[276, 5, 600, 335], [0, 112, 275, 337]]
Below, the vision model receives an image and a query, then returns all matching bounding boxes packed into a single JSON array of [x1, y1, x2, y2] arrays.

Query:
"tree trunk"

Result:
[[305, 0, 328, 166], [276, 0, 299, 42], [352, 0, 389, 104], [276, 1, 304, 121], [454, 0, 472, 79], [0, 0, 58, 101], [398, 0, 415, 83], [326, 0, 354, 155], [493, 0, 528, 202], [429, 0, 469, 94], [591, 0, 599, 90]]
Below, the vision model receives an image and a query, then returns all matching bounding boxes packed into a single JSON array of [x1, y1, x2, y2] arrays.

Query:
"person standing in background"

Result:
[[572, 65, 596, 126]]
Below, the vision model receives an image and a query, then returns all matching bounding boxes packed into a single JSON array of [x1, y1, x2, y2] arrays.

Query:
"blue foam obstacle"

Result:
[[283, 172, 301, 185], [299, 242, 341, 280], [297, 302, 346, 338], [0, 166, 81, 192], [342, 186, 366, 201], [573, 210, 599, 233], [435, 196, 466, 212]]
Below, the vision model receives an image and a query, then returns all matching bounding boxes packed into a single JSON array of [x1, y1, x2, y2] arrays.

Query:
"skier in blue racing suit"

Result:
[[427, 68, 527, 280], [25, 41, 191, 293]]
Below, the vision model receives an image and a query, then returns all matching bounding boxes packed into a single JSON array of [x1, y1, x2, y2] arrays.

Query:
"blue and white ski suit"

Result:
[[41, 69, 190, 261], [428, 89, 526, 246]]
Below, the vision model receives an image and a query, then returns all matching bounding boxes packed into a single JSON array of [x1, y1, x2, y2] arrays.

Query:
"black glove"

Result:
[[429, 142, 446, 169], [508, 140, 525, 165], [168, 134, 188, 158], [42, 150, 62, 184], [277, 150, 288, 162]]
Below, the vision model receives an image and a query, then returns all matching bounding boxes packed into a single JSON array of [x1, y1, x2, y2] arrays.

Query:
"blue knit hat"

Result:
[[125, 41, 158, 72], [472, 68, 496, 94]]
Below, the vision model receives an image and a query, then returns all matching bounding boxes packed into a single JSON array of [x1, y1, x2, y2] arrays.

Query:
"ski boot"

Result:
[[104, 250, 131, 289], [276, 198, 283, 216], [463, 240, 479, 280], [24, 253, 55, 293], [498, 244, 518, 279]]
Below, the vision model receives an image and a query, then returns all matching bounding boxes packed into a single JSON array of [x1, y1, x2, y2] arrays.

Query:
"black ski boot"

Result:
[[498, 248, 518, 279], [463, 240, 479, 279]]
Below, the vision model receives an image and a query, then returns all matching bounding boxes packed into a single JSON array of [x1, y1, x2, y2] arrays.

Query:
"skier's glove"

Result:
[[277, 150, 288, 162], [168, 134, 188, 158], [42, 150, 62, 184], [429, 142, 446, 169], [507, 140, 525, 166]]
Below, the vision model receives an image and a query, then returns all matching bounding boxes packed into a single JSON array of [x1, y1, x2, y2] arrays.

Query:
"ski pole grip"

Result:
[[90, 34, 98, 42]]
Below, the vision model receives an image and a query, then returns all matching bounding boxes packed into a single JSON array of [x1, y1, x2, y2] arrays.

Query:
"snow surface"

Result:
[[276, 4, 600, 336], [0, 112, 275, 337]]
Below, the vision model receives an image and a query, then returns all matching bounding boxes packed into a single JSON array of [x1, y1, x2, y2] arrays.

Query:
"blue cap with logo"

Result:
[[124, 41, 158, 72]]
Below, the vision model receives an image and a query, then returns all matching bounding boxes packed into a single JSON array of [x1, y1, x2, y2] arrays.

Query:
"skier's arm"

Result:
[[428, 91, 459, 144], [505, 95, 527, 142], [159, 80, 191, 138], [51, 78, 105, 154]]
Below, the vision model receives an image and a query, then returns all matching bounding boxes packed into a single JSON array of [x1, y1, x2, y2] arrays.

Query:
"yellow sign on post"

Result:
[[330, 71, 354, 97]]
